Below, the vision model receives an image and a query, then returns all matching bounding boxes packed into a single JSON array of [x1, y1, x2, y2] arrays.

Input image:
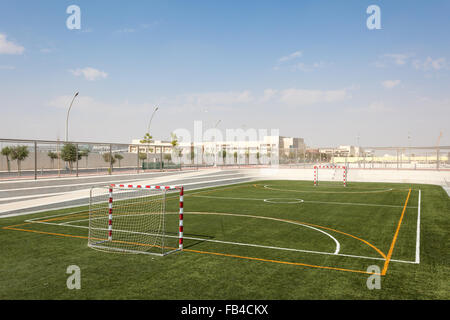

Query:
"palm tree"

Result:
[[103, 153, 116, 168], [1, 147, 12, 172], [140, 132, 153, 169], [10, 146, 30, 176], [114, 154, 124, 167], [171, 133, 182, 167]]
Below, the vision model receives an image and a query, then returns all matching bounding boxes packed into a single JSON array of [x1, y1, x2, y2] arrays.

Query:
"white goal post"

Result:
[[88, 184, 184, 256], [313, 165, 347, 187]]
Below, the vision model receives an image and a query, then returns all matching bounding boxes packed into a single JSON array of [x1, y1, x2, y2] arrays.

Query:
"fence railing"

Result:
[[1, 138, 449, 181]]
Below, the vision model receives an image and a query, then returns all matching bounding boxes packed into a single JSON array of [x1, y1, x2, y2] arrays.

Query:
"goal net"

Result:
[[314, 165, 347, 187], [88, 184, 184, 256]]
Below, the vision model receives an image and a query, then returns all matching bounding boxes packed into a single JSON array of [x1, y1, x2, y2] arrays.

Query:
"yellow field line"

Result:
[[281, 218, 387, 259], [381, 188, 411, 275], [40, 211, 89, 223], [2, 224, 376, 275], [182, 248, 377, 275], [3, 225, 91, 241], [2, 182, 393, 276]]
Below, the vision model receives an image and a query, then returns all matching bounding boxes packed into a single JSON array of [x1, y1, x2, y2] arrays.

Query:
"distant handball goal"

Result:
[[88, 184, 184, 256], [314, 165, 347, 187]]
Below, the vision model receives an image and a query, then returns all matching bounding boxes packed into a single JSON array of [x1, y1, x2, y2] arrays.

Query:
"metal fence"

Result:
[[277, 146, 450, 170], [0, 138, 449, 181]]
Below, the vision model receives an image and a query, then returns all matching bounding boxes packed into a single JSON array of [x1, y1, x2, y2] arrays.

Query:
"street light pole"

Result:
[[65, 92, 79, 142], [146, 106, 159, 167], [147, 106, 159, 135]]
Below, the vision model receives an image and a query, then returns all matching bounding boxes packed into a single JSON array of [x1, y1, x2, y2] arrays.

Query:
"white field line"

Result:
[[263, 184, 394, 194], [23, 183, 255, 222], [29, 210, 341, 255], [20, 181, 421, 265], [415, 189, 421, 264], [28, 213, 416, 264], [190, 194, 417, 209]]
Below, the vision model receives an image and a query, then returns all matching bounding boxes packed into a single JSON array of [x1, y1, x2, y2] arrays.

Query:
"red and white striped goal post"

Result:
[[109, 184, 184, 250], [313, 165, 347, 187]]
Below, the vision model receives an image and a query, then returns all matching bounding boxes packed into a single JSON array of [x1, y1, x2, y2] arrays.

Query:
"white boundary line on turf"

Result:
[[263, 184, 394, 194], [190, 194, 417, 209], [26, 211, 418, 265], [415, 189, 421, 264], [30, 210, 341, 255], [14, 181, 420, 265]]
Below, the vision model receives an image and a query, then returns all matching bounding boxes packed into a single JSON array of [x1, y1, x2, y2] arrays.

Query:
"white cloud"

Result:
[[69, 67, 108, 81], [261, 89, 278, 102], [381, 80, 401, 89], [292, 61, 326, 72], [276, 51, 327, 72], [183, 90, 254, 108], [279, 88, 349, 106], [117, 28, 136, 33], [0, 33, 24, 55], [0, 65, 15, 70], [346, 101, 394, 113], [40, 48, 53, 53], [413, 57, 447, 71], [157, 87, 351, 112], [374, 53, 412, 68], [383, 53, 410, 65], [278, 51, 302, 62]]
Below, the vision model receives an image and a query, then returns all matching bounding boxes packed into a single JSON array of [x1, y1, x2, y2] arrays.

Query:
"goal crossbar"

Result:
[[88, 184, 184, 256]]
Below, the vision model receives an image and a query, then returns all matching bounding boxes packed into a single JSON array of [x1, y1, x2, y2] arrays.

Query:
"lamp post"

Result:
[[65, 92, 79, 142], [146, 106, 159, 167], [147, 106, 159, 135]]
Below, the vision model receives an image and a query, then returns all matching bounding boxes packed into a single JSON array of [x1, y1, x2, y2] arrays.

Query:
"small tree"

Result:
[[140, 132, 153, 166], [171, 133, 182, 166], [47, 151, 59, 169], [190, 144, 195, 164], [79, 148, 90, 168], [256, 151, 260, 165], [163, 153, 172, 163], [60, 143, 81, 173], [233, 151, 238, 164], [103, 153, 116, 168], [10, 146, 30, 175], [139, 152, 147, 167], [1, 147, 12, 172], [114, 153, 124, 167], [222, 150, 226, 165]]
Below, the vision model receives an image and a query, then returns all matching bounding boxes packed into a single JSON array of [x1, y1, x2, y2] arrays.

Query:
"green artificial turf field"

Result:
[[0, 180, 448, 299]]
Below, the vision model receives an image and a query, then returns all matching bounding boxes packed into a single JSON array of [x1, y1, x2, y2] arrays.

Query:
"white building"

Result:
[[128, 135, 305, 165]]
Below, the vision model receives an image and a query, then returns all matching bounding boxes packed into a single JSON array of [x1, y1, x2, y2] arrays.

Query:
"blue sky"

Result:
[[0, 0, 449, 146]]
